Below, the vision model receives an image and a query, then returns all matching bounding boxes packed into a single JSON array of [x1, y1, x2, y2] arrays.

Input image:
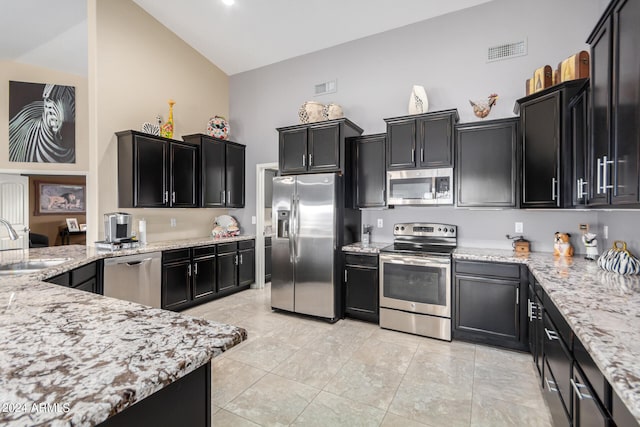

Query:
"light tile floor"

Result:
[[183, 285, 553, 427]]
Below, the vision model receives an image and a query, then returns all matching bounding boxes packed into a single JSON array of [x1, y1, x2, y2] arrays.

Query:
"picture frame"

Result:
[[35, 181, 85, 215], [66, 218, 80, 232], [79, 223, 87, 232]]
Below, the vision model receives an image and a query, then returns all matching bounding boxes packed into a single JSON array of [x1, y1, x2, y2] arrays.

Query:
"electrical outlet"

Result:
[[170, 218, 177, 228], [377, 218, 384, 228], [515, 222, 523, 233], [251, 216, 256, 225], [603, 225, 608, 239]]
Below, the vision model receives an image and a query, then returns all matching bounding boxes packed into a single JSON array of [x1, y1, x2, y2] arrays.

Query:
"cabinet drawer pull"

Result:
[[302, 154, 306, 167], [570, 378, 592, 400], [172, 191, 176, 203], [194, 262, 198, 275], [545, 328, 559, 341], [545, 377, 558, 392]]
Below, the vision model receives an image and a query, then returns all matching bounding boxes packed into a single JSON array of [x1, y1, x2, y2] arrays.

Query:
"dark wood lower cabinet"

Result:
[[453, 260, 527, 351], [99, 362, 210, 427], [162, 240, 255, 310], [343, 253, 379, 323], [45, 261, 103, 295]]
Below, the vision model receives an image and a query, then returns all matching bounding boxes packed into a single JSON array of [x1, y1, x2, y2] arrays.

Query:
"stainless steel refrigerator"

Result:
[[271, 173, 359, 321]]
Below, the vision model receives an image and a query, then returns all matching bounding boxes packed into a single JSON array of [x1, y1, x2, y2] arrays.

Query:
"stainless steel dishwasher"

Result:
[[103, 252, 162, 308]]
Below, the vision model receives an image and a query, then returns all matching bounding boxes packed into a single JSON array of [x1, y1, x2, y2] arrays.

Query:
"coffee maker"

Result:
[[104, 212, 133, 242]]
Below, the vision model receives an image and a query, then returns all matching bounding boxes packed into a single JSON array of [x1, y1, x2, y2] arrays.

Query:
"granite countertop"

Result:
[[454, 247, 640, 423], [0, 235, 253, 426], [341, 242, 391, 254]]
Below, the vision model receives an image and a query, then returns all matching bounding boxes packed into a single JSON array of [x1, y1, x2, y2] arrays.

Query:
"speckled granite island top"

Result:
[[454, 247, 640, 423], [0, 235, 252, 426]]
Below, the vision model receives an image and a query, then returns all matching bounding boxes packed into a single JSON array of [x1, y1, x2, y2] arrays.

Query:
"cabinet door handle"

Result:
[[515, 287, 519, 305], [164, 191, 169, 203], [545, 328, 559, 341], [309, 154, 313, 166], [234, 255, 239, 266], [527, 299, 533, 321], [344, 270, 348, 282], [172, 192, 176, 203], [221, 191, 226, 204], [411, 148, 415, 163], [551, 177, 557, 201], [421, 148, 424, 162], [302, 154, 306, 167], [577, 178, 587, 200], [596, 157, 602, 194], [570, 378, 592, 400], [602, 156, 614, 191], [545, 377, 559, 392], [240, 254, 243, 264], [194, 262, 198, 275], [227, 191, 231, 204], [187, 264, 192, 276]]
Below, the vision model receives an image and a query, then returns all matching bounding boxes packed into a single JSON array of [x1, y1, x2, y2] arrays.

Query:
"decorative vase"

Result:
[[207, 116, 230, 140], [160, 100, 175, 138], [408, 85, 428, 115], [298, 101, 324, 123]]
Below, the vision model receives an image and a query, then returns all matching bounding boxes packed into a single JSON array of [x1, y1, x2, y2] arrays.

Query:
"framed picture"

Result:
[[9, 81, 76, 163], [35, 181, 85, 215], [79, 223, 87, 232], [66, 218, 80, 232]]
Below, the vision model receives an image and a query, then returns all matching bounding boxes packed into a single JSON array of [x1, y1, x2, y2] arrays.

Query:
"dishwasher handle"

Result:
[[125, 257, 154, 266], [103, 252, 161, 267]]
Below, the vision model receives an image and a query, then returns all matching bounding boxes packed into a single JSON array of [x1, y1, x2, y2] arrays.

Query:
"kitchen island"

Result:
[[0, 236, 250, 426]]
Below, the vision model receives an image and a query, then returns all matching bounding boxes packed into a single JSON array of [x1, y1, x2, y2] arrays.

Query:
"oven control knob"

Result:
[[401, 226, 405, 231], [438, 228, 442, 231], [443, 228, 448, 233], [395, 226, 399, 231]]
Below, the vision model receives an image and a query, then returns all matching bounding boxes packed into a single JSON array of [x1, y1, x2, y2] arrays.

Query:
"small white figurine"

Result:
[[582, 232, 598, 260]]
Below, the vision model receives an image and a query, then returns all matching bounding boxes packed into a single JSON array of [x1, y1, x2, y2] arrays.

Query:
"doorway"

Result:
[[255, 162, 278, 289], [0, 174, 29, 249]]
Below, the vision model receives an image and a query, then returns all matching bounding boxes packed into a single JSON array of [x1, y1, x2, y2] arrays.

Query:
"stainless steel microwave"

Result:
[[387, 169, 454, 206]]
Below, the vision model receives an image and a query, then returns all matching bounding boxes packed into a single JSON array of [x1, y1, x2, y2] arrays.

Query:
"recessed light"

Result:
[[222, 0, 235, 5]]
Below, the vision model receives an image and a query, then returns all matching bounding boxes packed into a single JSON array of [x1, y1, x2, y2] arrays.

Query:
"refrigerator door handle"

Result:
[[295, 195, 302, 262], [289, 195, 296, 263]]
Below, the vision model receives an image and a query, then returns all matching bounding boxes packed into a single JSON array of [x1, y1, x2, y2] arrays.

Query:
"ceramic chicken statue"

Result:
[[469, 93, 498, 119]]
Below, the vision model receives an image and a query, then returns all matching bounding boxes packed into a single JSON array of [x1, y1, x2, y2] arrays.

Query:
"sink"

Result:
[[0, 259, 70, 275]]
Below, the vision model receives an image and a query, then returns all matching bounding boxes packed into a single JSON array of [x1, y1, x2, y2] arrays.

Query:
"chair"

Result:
[[29, 232, 49, 248]]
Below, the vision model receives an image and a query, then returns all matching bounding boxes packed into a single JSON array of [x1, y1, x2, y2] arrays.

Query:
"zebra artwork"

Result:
[[8, 81, 76, 163]]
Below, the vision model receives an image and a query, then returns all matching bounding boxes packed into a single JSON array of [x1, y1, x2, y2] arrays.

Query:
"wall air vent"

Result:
[[314, 79, 337, 96], [487, 39, 527, 62]]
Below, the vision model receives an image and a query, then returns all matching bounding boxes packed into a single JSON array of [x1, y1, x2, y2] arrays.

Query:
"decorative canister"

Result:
[[324, 103, 344, 120], [207, 116, 230, 140], [298, 101, 324, 123]]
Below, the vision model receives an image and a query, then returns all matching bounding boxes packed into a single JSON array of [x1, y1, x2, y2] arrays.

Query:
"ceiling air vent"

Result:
[[487, 39, 527, 62], [314, 79, 337, 96]]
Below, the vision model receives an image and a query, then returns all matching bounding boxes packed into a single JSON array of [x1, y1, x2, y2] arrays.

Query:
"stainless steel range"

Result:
[[379, 223, 457, 341]]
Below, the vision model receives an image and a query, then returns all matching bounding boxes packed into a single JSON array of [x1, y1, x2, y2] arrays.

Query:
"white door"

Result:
[[0, 174, 29, 249]]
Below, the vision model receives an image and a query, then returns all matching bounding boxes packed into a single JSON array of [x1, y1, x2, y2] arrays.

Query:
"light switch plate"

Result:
[[515, 222, 523, 233], [377, 219, 383, 228], [251, 216, 256, 224]]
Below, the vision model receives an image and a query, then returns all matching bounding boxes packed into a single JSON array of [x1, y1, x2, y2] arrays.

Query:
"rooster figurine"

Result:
[[469, 93, 498, 119]]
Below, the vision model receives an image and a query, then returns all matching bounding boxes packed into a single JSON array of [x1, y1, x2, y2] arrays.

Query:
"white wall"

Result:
[[230, 0, 606, 253]]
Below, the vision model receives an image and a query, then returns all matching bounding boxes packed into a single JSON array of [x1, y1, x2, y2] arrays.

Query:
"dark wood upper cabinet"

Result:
[[515, 80, 587, 208], [587, 0, 640, 207], [455, 118, 518, 208], [277, 118, 363, 175], [352, 134, 386, 208], [569, 81, 590, 207], [117, 130, 198, 208], [384, 109, 458, 170], [182, 134, 246, 208]]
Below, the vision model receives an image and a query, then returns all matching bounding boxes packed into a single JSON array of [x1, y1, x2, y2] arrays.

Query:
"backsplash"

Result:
[[597, 211, 640, 256], [362, 207, 600, 254]]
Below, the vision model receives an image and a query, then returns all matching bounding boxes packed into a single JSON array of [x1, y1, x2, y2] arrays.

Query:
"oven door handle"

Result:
[[379, 254, 451, 268]]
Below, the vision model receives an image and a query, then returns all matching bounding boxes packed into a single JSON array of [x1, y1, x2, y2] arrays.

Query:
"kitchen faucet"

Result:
[[0, 218, 19, 241]]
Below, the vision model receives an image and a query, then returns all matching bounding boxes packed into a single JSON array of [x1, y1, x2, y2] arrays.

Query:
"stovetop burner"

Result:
[[381, 222, 457, 257]]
